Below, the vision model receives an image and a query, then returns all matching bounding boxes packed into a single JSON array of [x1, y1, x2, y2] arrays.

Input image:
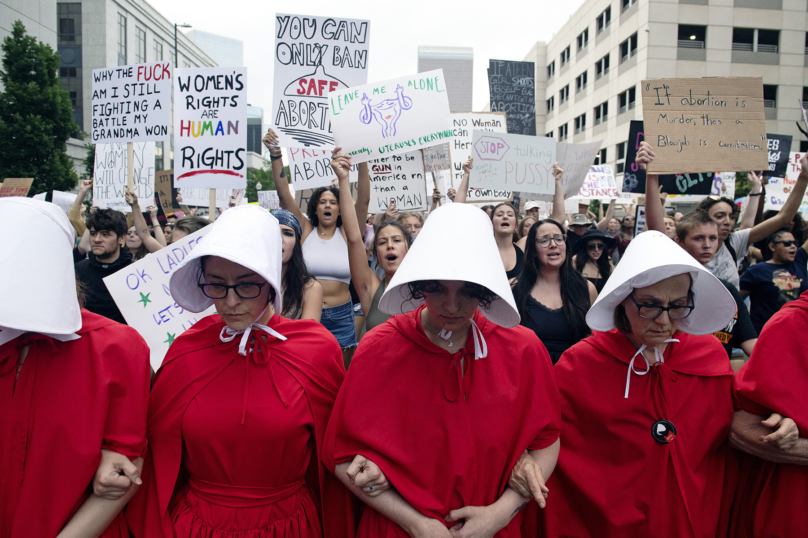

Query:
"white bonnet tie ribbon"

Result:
[[219, 306, 287, 355], [469, 319, 487, 361], [624, 339, 679, 399]]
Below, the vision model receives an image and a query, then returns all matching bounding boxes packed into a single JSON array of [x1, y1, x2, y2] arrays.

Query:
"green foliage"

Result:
[[734, 172, 750, 199], [245, 160, 285, 203], [82, 135, 95, 179], [0, 20, 79, 194]]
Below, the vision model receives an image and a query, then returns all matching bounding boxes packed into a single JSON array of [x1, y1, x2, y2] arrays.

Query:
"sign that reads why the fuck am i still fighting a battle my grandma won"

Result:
[[329, 69, 452, 164], [640, 76, 768, 175]]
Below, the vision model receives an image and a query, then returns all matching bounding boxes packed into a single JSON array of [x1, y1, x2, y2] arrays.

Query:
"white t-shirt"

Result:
[[705, 229, 751, 289]]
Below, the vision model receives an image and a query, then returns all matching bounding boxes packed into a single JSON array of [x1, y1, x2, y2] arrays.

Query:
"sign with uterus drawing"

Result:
[[328, 69, 453, 164]]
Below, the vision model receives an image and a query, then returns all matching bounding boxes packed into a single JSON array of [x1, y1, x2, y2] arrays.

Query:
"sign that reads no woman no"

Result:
[[174, 67, 248, 189]]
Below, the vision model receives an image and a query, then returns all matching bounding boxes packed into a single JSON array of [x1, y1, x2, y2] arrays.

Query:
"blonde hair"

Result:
[[398, 212, 425, 226]]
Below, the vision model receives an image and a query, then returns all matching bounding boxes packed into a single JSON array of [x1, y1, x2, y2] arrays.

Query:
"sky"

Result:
[[150, 0, 587, 122]]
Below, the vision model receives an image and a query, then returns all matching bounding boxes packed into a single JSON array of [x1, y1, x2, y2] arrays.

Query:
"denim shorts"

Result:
[[321, 300, 358, 349]]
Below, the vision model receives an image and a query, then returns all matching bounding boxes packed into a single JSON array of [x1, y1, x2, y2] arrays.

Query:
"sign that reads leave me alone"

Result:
[[329, 69, 452, 164], [91, 62, 171, 144]]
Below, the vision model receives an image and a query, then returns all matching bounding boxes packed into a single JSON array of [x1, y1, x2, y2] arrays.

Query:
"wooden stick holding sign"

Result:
[[209, 189, 216, 222], [433, 173, 442, 206], [126, 142, 134, 190]]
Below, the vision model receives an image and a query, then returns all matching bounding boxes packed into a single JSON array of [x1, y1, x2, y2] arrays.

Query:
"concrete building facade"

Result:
[[0, 0, 57, 50], [187, 29, 242, 68], [418, 46, 474, 112]]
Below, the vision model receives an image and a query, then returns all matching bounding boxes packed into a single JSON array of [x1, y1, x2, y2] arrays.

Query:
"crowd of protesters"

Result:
[[2, 132, 808, 538]]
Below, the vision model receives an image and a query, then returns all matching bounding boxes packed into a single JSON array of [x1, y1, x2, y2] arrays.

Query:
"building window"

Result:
[[733, 28, 779, 53], [547, 60, 556, 78], [558, 123, 568, 142], [594, 148, 607, 165], [546, 131, 554, 138], [805, 33, 808, 55], [560, 46, 571, 67], [803, 87, 808, 108], [577, 28, 589, 51], [546, 96, 555, 113], [596, 7, 611, 34], [678, 25, 706, 49], [618, 86, 636, 114], [560, 85, 570, 105], [595, 54, 610, 79], [575, 113, 586, 134], [117, 13, 126, 65], [58, 3, 81, 45], [135, 27, 146, 63], [576, 71, 588, 93], [616, 141, 627, 174], [763, 85, 777, 108], [594, 101, 609, 125], [154, 40, 163, 61], [622, 0, 636, 12], [620, 33, 638, 63]]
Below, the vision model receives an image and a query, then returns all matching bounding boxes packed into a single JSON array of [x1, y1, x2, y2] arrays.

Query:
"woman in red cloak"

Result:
[[511, 230, 740, 538], [0, 197, 150, 538], [125, 206, 356, 538], [323, 154, 561, 538], [730, 289, 808, 537]]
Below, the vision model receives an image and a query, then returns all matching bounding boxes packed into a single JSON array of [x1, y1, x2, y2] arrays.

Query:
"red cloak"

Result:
[[731, 290, 808, 537], [0, 310, 150, 538], [322, 305, 560, 538], [537, 329, 735, 538], [125, 313, 357, 538]]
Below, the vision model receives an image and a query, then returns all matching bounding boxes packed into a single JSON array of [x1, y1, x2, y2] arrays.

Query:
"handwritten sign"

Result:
[[155, 169, 180, 214], [423, 143, 450, 173], [469, 131, 555, 195], [91, 61, 171, 143], [764, 152, 808, 213], [179, 187, 234, 209], [287, 147, 358, 189], [174, 67, 247, 189], [569, 165, 619, 201], [272, 13, 370, 148], [52, 190, 78, 213], [450, 112, 510, 202], [640, 77, 767, 174], [104, 226, 215, 369], [488, 60, 536, 136], [766, 133, 792, 178], [544, 141, 604, 202], [330, 69, 452, 163], [93, 142, 155, 212], [0, 178, 33, 197], [257, 190, 281, 210], [368, 150, 427, 213]]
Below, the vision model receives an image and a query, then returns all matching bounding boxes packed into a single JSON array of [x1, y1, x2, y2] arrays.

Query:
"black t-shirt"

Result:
[[740, 247, 808, 333], [712, 279, 757, 357]]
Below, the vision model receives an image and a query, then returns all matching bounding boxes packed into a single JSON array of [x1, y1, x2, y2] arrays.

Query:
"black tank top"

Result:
[[523, 296, 576, 364], [506, 245, 525, 280]]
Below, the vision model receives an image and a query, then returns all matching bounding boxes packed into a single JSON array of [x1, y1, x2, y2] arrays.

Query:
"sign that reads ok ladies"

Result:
[[174, 67, 248, 189]]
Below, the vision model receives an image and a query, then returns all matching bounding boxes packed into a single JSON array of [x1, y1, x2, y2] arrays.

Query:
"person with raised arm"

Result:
[[262, 128, 370, 359], [125, 189, 167, 253], [270, 208, 323, 321], [68, 178, 93, 236]]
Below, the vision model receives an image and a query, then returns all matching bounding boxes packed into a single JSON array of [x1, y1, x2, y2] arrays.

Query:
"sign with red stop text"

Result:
[[468, 130, 556, 195]]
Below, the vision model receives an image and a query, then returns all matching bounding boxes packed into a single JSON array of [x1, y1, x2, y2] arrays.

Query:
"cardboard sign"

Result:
[[766, 133, 792, 178], [272, 13, 371, 148], [423, 143, 450, 173], [569, 165, 619, 201], [449, 112, 510, 202], [287, 147, 358, 189], [329, 69, 452, 163], [52, 190, 78, 213], [0, 178, 33, 197], [93, 142, 155, 212], [103, 226, 216, 369], [469, 131, 555, 195], [90, 62, 171, 143], [368, 150, 427, 213], [257, 190, 281, 210], [174, 67, 248, 189], [155, 169, 180, 213], [488, 60, 536, 136], [640, 76, 768, 174], [623, 120, 715, 195]]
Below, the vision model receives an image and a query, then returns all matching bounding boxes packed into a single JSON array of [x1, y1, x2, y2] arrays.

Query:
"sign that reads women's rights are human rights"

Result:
[[329, 70, 452, 164]]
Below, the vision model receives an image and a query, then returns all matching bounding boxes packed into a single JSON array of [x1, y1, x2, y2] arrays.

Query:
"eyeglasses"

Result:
[[536, 234, 566, 247], [629, 293, 694, 320], [587, 242, 607, 251], [774, 240, 797, 247], [198, 282, 266, 299]]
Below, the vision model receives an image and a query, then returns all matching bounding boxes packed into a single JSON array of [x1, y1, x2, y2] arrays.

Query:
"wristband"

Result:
[[270, 153, 282, 161], [749, 192, 763, 197]]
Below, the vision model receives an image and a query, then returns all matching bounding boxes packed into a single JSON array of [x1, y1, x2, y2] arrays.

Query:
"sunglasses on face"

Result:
[[774, 240, 797, 247], [587, 242, 607, 251]]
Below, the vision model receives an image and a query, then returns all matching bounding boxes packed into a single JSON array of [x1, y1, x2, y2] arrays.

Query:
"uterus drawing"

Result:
[[359, 85, 413, 138]]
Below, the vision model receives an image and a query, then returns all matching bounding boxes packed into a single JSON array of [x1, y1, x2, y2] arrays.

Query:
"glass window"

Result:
[[678, 25, 706, 49], [135, 27, 146, 63], [117, 13, 127, 65]]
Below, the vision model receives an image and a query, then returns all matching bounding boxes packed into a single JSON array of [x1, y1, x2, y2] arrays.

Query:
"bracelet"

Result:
[[749, 192, 763, 197], [270, 153, 282, 161]]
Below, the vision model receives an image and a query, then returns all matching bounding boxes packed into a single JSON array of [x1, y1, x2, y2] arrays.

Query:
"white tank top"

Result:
[[302, 227, 351, 284]]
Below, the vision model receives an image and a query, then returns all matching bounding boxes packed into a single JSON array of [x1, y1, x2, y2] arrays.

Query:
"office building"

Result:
[[187, 29, 242, 68], [418, 46, 473, 112], [1, 0, 56, 49]]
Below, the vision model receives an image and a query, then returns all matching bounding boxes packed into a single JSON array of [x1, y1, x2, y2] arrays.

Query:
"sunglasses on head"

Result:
[[587, 242, 607, 251]]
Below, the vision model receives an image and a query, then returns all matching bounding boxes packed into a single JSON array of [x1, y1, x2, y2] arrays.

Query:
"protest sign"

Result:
[[91, 61, 171, 144], [423, 143, 450, 173], [180, 187, 233, 209], [764, 152, 808, 213], [32, 192, 46, 200], [713, 172, 736, 199], [469, 131, 555, 195], [623, 120, 715, 195], [766, 134, 792, 178], [104, 226, 215, 369], [569, 165, 620, 201], [555, 141, 603, 200], [488, 60, 536, 136], [174, 67, 247, 189], [287, 147, 358, 190], [0, 178, 33, 197], [330, 69, 452, 163], [93, 142, 155, 212], [368, 150, 427, 213], [634, 205, 646, 236], [640, 77, 767, 174], [450, 112, 510, 202], [272, 13, 370, 148], [155, 169, 180, 213], [258, 190, 281, 210], [51, 190, 78, 213]]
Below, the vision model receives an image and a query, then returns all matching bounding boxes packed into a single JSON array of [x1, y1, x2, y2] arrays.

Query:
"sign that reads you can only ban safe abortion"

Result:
[[640, 76, 768, 174], [469, 131, 556, 195], [174, 67, 248, 190], [91, 62, 171, 143], [329, 69, 452, 164], [368, 150, 427, 213], [272, 13, 370, 148]]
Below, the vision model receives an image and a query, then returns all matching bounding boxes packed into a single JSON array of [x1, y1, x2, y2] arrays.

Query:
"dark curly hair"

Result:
[[86, 208, 127, 238], [307, 186, 342, 228], [405, 280, 498, 309]]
